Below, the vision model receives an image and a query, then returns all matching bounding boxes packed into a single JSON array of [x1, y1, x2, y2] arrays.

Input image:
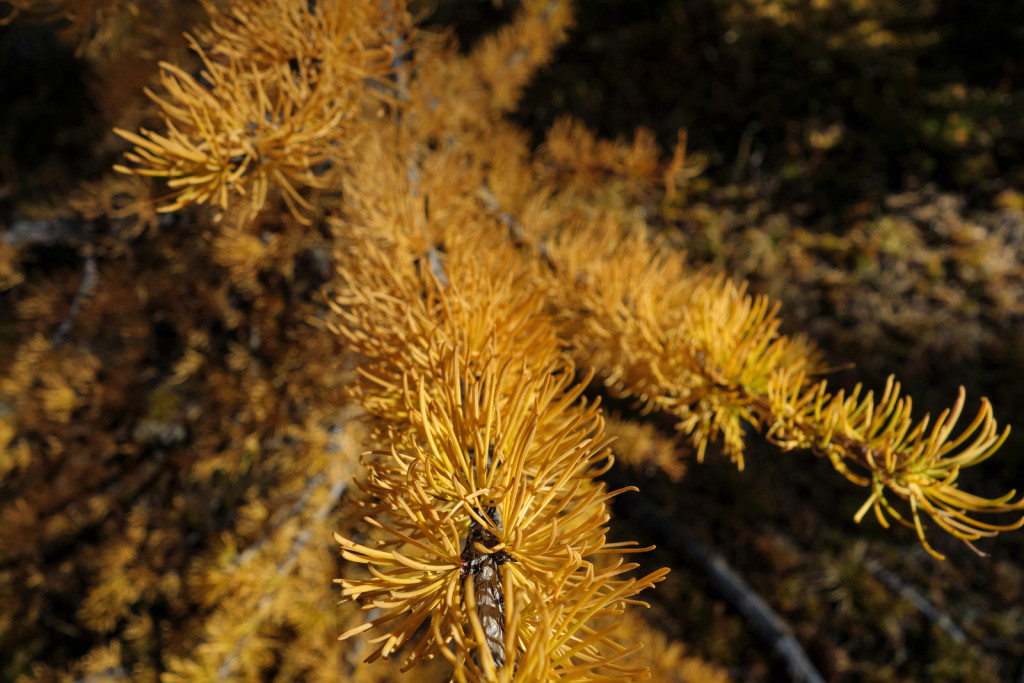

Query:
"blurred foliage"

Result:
[[494, 0, 1024, 206]]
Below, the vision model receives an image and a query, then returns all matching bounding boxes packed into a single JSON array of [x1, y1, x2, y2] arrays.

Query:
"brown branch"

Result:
[[460, 505, 511, 672]]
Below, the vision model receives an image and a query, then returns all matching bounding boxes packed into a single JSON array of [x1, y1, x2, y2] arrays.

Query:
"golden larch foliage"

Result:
[[1, 0, 1022, 681]]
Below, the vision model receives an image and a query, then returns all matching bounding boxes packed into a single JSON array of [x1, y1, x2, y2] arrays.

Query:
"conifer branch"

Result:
[[329, 204, 667, 677], [761, 376, 1020, 558], [113, 0, 408, 224], [540, 222, 1023, 559]]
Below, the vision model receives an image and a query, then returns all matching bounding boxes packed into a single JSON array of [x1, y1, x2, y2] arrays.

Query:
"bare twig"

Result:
[[863, 557, 969, 645], [53, 248, 97, 348], [477, 185, 555, 271], [604, 468, 827, 683], [4, 217, 92, 248], [72, 667, 130, 683], [216, 422, 356, 679]]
